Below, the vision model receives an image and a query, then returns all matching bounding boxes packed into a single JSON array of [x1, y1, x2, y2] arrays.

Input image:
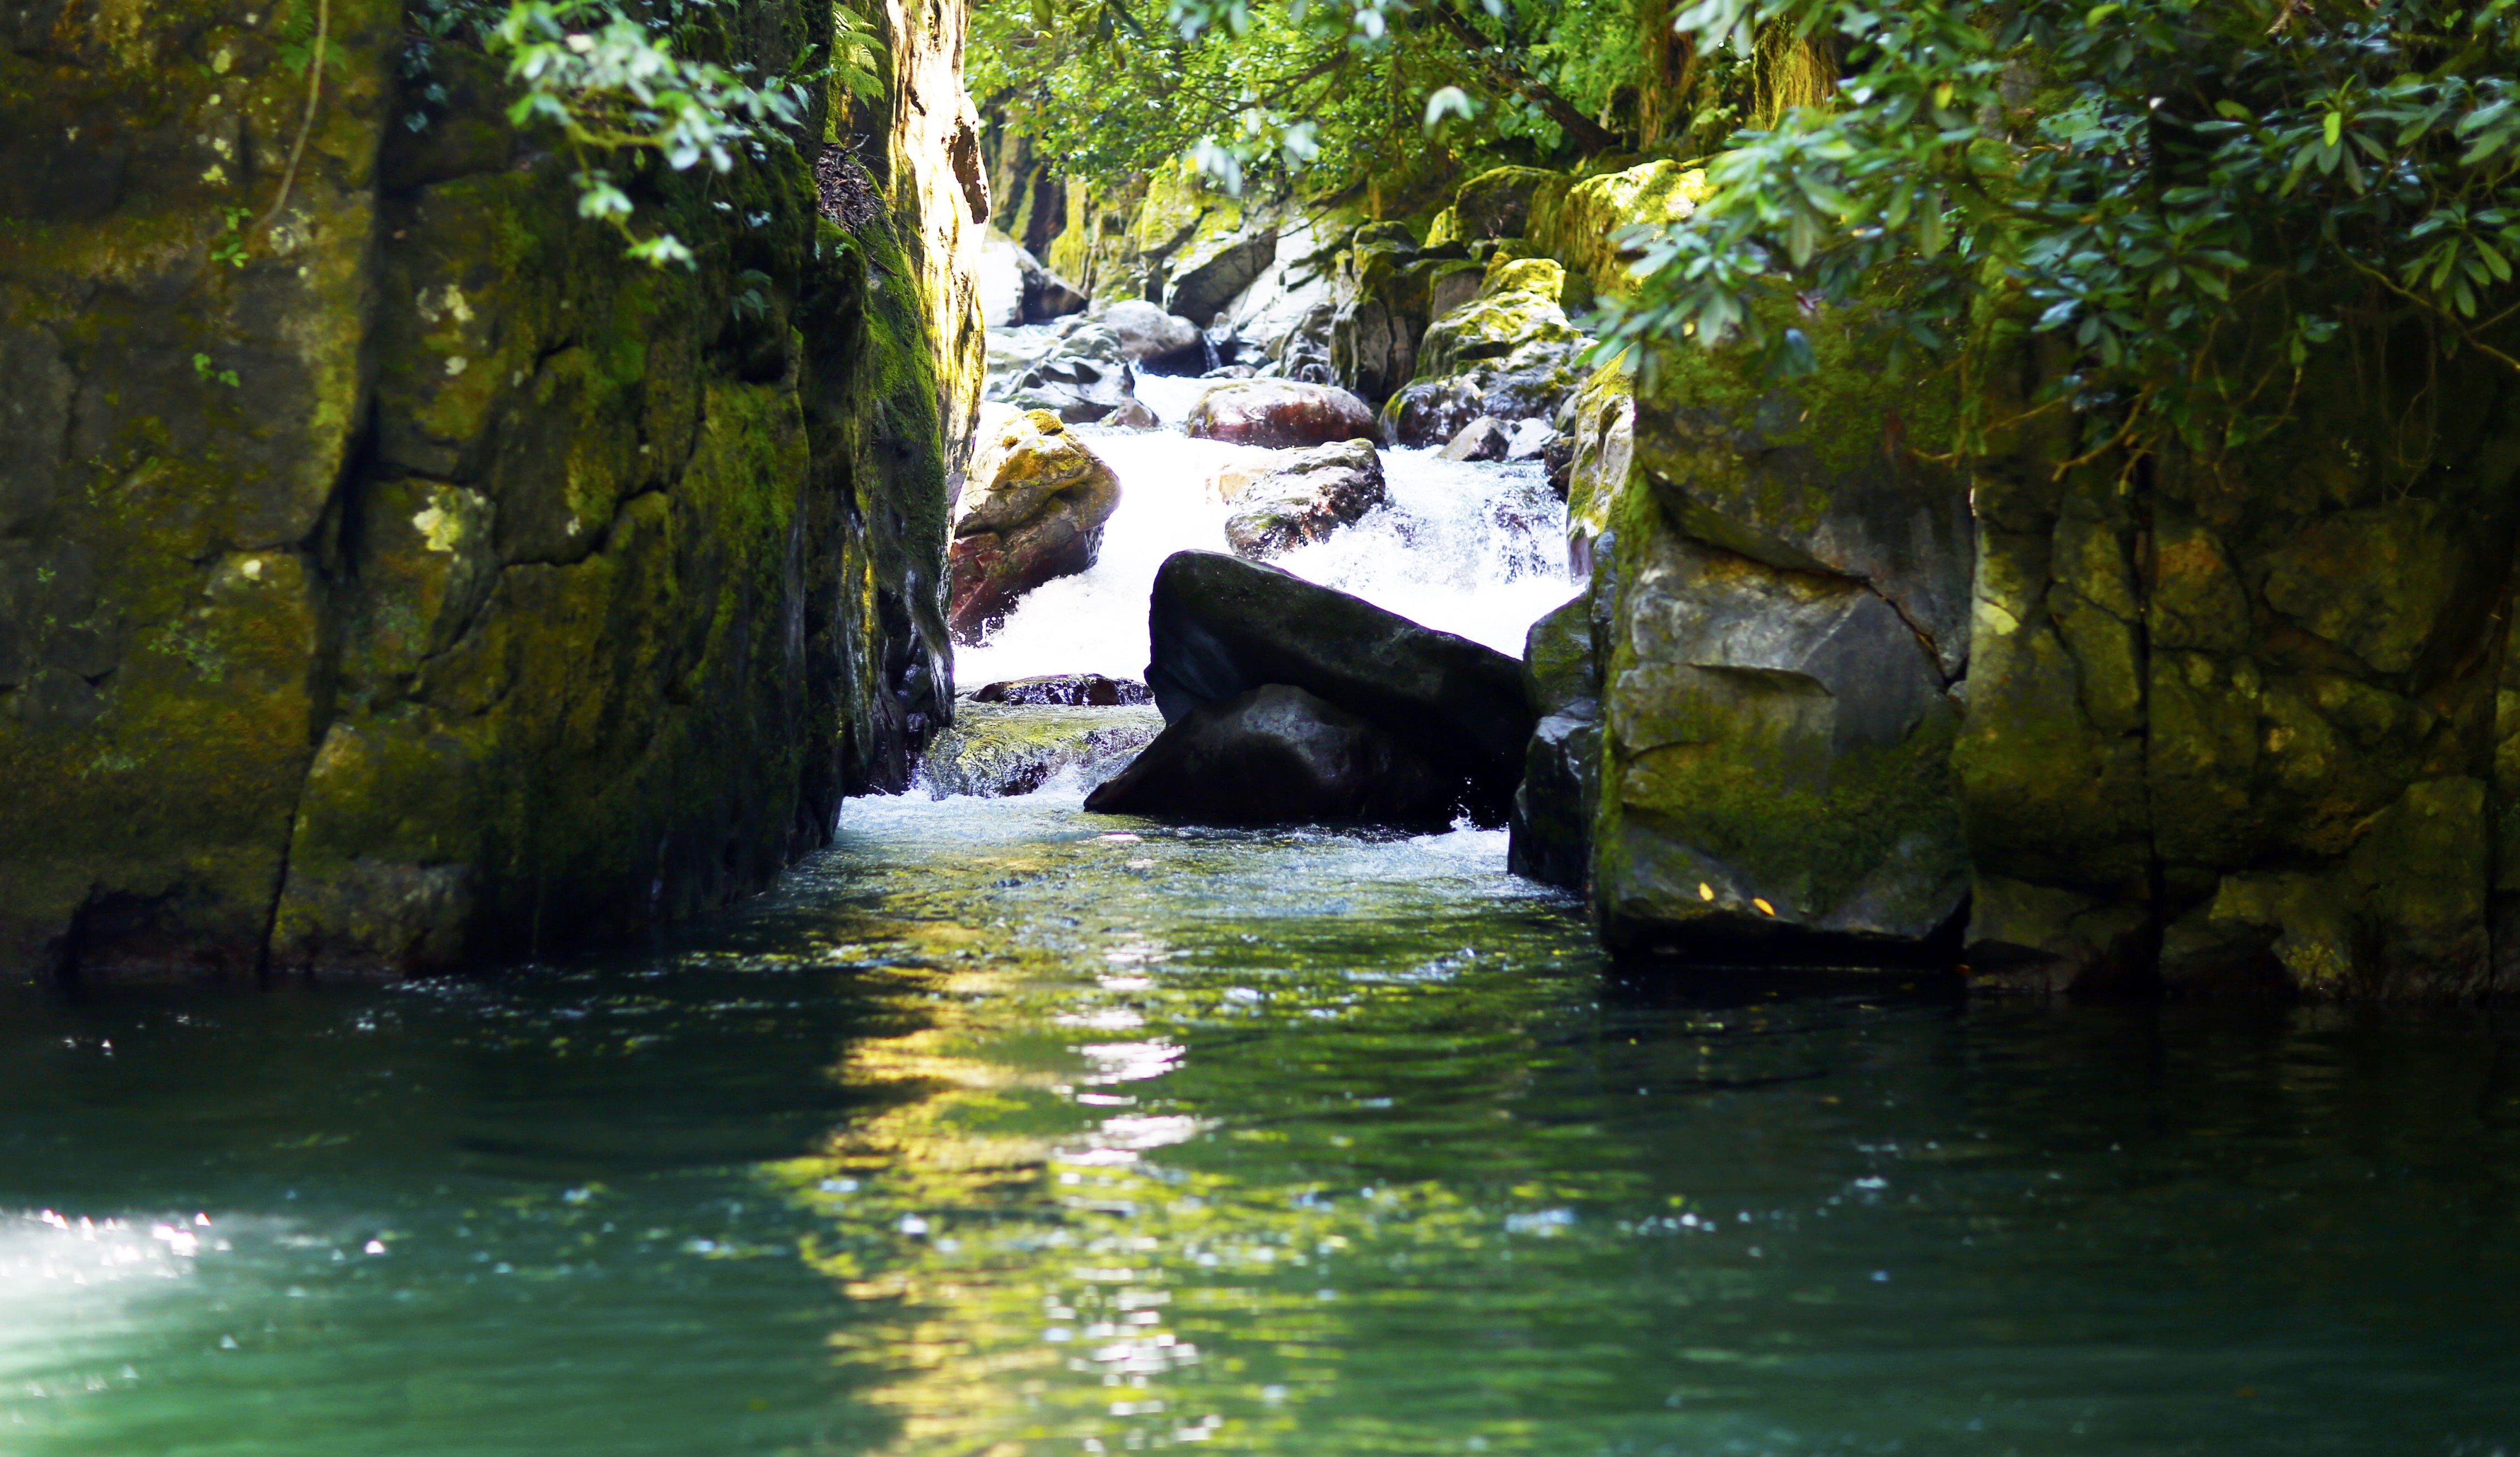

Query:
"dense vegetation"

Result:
[[982, 0, 2520, 457]]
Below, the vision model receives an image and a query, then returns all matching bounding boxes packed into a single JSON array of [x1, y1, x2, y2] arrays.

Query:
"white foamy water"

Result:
[[958, 372, 1574, 686]]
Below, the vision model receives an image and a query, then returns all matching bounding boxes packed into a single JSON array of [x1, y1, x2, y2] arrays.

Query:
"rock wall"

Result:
[[1520, 297, 2520, 1000], [0, 0, 978, 983], [1957, 328, 2520, 1000]]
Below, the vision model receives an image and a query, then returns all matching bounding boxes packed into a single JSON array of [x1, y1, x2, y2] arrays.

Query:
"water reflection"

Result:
[[0, 786, 2515, 1455]]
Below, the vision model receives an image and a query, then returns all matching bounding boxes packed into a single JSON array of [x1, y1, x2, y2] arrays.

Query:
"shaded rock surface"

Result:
[[1140, 551, 1535, 822], [921, 700, 1163, 797], [1952, 323, 2520, 1001], [1572, 300, 1972, 960], [1184, 380, 1378, 449], [1082, 685, 1455, 827], [1508, 593, 1604, 891], [948, 410, 1122, 641], [1222, 440, 1388, 561]]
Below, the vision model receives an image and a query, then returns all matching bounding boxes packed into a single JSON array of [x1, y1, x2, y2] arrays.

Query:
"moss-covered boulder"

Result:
[[1529, 161, 1711, 304], [948, 409, 1122, 640], [1383, 255, 1588, 447], [1450, 166, 1562, 243], [1575, 306, 1972, 960], [1561, 363, 1636, 577]]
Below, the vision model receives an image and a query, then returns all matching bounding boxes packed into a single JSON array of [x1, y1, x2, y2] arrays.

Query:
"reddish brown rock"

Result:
[[948, 410, 1123, 641], [1183, 380, 1378, 449]]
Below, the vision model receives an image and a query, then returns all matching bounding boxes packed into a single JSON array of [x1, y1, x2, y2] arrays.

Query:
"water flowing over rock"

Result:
[[1137, 551, 1535, 822], [1222, 440, 1389, 561], [1082, 684, 1456, 827], [920, 700, 1163, 797], [0, 0, 977, 983], [972, 674, 1153, 706], [949, 411, 1123, 641], [1184, 379, 1379, 449]]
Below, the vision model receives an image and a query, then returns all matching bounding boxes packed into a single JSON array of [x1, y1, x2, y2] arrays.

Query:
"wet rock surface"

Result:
[[972, 673, 1154, 706], [948, 411, 1123, 641], [1082, 683, 1455, 827], [1184, 379, 1378, 449], [1139, 551, 1535, 822], [1221, 440, 1389, 561], [1508, 592, 1603, 891]]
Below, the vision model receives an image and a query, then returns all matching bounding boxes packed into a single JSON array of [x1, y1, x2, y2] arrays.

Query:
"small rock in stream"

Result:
[[1222, 439, 1388, 561], [1439, 416, 1509, 462]]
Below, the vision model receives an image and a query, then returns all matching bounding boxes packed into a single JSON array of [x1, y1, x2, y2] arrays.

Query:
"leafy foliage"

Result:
[[402, 0, 885, 267], [971, 0, 1674, 199], [1592, 0, 2520, 459]]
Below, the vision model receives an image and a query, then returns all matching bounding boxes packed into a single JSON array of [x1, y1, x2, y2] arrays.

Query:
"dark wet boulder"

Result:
[[1082, 684, 1455, 827], [1222, 440, 1388, 561], [1184, 380, 1378, 449], [1140, 551, 1534, 821], [948, 412, 1123, 641], [1508, 592, 1603, 890], [1383, 376, 1486, 450], [972, 673, 1154, 706], [1001, 323, 1141, 421]]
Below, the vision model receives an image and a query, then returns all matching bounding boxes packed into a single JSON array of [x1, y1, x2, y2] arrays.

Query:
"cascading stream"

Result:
[[955, 374, 1573, 688]]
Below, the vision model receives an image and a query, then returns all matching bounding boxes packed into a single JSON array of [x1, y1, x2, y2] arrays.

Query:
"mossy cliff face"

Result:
[[0, 0, 976, 982], [1956, 327, 2520, 1000]]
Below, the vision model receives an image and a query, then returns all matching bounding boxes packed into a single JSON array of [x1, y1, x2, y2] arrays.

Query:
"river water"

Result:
[[4, 378, 2519, 1455]]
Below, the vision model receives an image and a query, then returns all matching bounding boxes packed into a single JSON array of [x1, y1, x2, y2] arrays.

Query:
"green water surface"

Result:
[[3, 790, 2517, 1456]]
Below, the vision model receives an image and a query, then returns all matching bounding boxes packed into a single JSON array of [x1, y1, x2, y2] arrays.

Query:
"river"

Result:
[[3, 378, 2518, 1456]]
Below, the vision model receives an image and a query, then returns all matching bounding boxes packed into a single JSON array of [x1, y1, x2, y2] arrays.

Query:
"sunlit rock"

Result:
[[1222, 440, 1389, 561], [948, 411, 1123, 642], [1184, 379, 1378, 449]]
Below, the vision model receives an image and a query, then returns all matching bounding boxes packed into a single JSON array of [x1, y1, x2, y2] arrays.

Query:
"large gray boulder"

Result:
[[1138, 551, 1534, 822], [1001, 322, 1141, 422], [1082, 684, 1454, 827]]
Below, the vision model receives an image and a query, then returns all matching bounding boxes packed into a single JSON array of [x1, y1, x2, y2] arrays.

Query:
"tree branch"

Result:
[[1428, 0, 1622, 153]]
